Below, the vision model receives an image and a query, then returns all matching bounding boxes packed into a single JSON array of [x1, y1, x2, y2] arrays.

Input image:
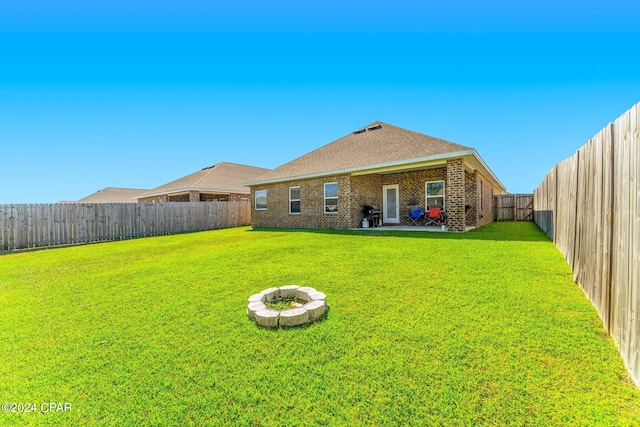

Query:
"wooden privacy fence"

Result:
[[533, 102, 640, 387], [494, 193, 533, 221], [0, 201, 251, 252]]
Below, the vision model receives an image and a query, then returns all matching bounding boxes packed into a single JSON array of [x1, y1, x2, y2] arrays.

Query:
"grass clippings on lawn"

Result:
[[0, 222, 638, 426]]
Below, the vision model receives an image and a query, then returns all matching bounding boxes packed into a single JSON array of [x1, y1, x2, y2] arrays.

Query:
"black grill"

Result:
[[361, 205, 381, 227]]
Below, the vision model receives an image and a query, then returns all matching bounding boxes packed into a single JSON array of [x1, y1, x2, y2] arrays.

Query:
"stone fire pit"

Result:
[[247, 285, 328, 328]]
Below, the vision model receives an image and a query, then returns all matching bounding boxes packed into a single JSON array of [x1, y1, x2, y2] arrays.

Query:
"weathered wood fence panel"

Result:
[[494, 193, 533, 221], [0, 201, 251, 252], [533, 169, 554, 237], [533, 102, 640, 387]]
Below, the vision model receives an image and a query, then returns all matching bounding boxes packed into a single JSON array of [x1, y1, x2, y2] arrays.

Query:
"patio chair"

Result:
[[425, 207, 444, 227], [405, 206, 425, 226]]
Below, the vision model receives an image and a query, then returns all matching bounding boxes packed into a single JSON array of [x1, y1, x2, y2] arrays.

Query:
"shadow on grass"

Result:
[[250, 307, 331, 332], [248, 222, 552, 243]]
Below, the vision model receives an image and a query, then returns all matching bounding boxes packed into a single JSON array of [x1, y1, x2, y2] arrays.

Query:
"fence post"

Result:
[[606, 122, 616, 333]]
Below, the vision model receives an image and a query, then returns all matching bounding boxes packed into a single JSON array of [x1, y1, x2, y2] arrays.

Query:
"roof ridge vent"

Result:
[[202, 165, 216, 170], [367, 124, 382, 132], [352, 128, 366, 135]]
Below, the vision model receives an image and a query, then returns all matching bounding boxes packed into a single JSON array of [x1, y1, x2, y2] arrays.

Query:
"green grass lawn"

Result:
[[1, 222, 638, 426]]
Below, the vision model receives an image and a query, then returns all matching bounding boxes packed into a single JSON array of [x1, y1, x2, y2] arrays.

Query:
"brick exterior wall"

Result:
[[462, 170, 497, 229], [465, 170, 478, 227], [250, 161, 496, 230], [445, 159, 466, 231], [251, 175, 352, 228], [349, 175, 382, 227], [168, 193, 190, 202], [476, 173, 495, 228]]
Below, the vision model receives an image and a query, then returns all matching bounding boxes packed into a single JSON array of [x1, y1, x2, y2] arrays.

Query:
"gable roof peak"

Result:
[[247, 121, 474, 185]]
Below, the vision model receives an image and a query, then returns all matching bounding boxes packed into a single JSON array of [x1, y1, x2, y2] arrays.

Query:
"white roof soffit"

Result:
[[245, 149, 506, 192]]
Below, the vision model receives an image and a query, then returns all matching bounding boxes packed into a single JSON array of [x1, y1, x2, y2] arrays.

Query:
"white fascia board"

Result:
[[244, 150, 476, 186], [464, 149, 507, 193], [244, 149, 507, 192]]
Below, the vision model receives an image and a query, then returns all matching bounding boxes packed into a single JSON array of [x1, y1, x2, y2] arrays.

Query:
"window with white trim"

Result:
[[425, 181, 445, 209], [255, 190, 267, 210], [289, 186, 300, 214], [324, 182, 338, 213]]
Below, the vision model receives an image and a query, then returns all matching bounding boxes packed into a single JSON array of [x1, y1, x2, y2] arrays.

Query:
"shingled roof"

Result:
[[246, 121, 505, 191], [75, 187, 149, 203], [134, 162, 270, 199]]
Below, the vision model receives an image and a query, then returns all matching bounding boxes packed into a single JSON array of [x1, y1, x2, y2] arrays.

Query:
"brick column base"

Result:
[[446, 158, 465, 231]]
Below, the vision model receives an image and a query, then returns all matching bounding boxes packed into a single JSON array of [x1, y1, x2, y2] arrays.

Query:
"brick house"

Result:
[[245, 122, 506, 231], [134, 162, 270, 203]]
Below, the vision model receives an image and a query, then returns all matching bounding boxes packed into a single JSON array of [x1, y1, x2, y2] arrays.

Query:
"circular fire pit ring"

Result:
[[247, 285, 328, 328]]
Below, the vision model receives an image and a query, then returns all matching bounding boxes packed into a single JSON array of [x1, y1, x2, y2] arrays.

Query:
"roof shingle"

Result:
[[249, 121, 471, 184], [75, 187, 149, 203], [135, 162, 270, 198]]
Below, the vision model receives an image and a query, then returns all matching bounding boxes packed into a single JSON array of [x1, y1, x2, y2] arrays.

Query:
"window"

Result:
[[255, 190, 267, 210], [425, 181, 445, 209], [324, 182, 338, 213], [289, 186, 301, 214]]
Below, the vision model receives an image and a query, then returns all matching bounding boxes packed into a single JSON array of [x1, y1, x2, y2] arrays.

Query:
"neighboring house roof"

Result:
[[246, 121, 506, 192], [134, 162, 271, 199], [73, 187, 149, 203]]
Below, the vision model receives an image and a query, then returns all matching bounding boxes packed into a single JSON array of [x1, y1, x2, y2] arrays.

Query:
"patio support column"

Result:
[[446, 158, 465, 231], [189, 191, 200, 202]]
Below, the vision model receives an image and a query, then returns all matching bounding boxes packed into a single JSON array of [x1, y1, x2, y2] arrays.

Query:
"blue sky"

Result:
[[1, 1, 639, 203]]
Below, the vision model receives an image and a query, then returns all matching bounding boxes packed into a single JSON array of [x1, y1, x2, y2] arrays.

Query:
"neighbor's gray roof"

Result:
[[76, 187, 149, 203], [134, 162, 270, 199]]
